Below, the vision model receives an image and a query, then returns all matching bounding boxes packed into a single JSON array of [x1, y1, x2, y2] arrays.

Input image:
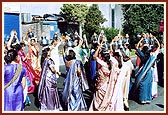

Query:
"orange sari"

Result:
[[27, 44, 41, 85]]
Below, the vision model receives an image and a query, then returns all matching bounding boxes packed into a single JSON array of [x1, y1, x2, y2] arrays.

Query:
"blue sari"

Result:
[[90, 51, 97, 81], [131, 49, 156, 102], [62, 60, 89, 111], [4, 64, 26, 111]]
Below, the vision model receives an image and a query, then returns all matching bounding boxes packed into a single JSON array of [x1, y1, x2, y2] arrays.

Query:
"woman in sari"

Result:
[[15, 42, 39, 94], [4, 49, 26, 111], [27, 38, 41, 85], [120, 49, 134, 111], [14, 43, 34, 106], [89, 43, 98, 90], [38, 47, 62, 111], [151, 44, 160, 99], [62, 49, 89, 111], [131, 37, 160, 104], [89, 43, 112, 111], [89, 41, 128, 111]]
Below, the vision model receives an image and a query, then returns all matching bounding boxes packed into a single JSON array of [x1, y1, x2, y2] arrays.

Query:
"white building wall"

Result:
[[98, 4, 123, 31], [98, 4, 112, 28], [114, 4, 124, 31]]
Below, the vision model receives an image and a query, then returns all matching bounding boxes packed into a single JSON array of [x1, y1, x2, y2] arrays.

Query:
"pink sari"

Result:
[[89, 58, 127, 111], [18, 50, 38, 93]]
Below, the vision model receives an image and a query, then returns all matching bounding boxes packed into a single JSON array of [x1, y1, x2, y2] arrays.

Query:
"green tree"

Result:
[[101, 27, 119, 42], [84, 4, 107, 39], [60, 4, 89, 36], [122, 4, 164, 46]]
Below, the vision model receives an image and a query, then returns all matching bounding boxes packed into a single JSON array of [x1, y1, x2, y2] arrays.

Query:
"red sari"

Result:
[[18, 49, 40, 93]]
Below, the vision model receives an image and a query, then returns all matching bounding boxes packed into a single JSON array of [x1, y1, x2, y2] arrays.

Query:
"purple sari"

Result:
[[38, 58, 62, 111], [4, 64, 26, 111]]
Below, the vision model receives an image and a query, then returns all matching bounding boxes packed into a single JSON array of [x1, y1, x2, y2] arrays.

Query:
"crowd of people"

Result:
[[4, 29, 164, 111]]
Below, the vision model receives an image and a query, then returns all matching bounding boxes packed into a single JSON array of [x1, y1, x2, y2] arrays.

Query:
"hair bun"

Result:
[[5, 50, 18, 63]]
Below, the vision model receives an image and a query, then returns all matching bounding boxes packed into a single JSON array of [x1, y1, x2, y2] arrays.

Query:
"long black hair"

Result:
[[113, 52, 122, 69], [12, 44, 21, 52], [65, 50, 76, 61], [40, 47, 50, 68], [13, 42, 26, 52], [101, 51, 112, 70], [51, 38, 57, 45], [141, 46, 151, 64], [120, 49, 130, 62]]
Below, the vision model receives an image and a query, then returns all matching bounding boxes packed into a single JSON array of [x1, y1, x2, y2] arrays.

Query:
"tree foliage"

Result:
[[122, 4, 164, 35], [101, 27, 119, 42], [83, 4, 107, 39], [122, 4, 164, 44], [60, 4, 89, 24]]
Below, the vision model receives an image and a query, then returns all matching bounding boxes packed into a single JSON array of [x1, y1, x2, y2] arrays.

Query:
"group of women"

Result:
[[4, 29, 41, 111], [4, 29, 162, 111]]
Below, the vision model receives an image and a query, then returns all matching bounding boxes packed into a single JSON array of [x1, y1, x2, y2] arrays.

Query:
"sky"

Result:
[[3, 3, 63, 16], [3, 3, 94, 16], [20, 4, 63, 16]]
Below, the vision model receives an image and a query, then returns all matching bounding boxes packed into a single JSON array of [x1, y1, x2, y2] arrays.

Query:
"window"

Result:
[[112, 9, 115, 28]]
